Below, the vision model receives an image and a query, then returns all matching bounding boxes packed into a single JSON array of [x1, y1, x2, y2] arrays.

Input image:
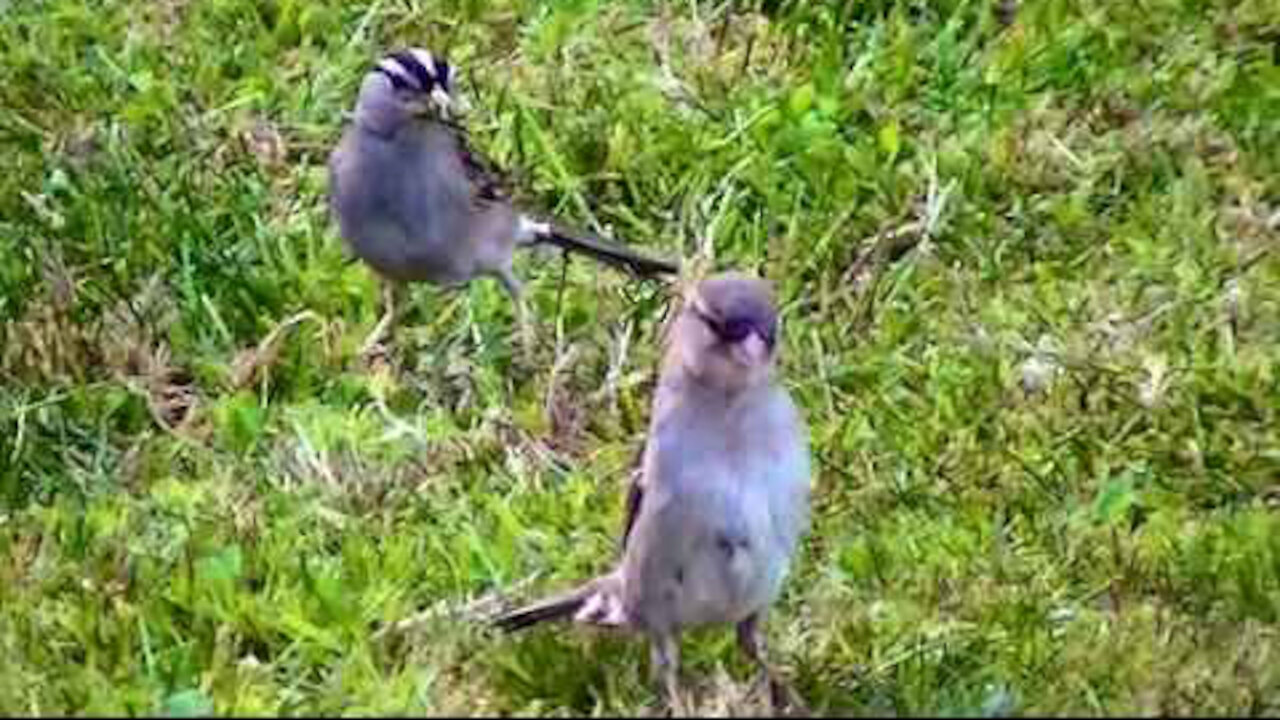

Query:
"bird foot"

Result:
[[358, 335, 394, 372], [359, 294, 401, 361]]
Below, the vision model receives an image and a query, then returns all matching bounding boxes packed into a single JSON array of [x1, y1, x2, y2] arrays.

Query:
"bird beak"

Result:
[[431, 86, 468, 118], [731, 332, 770, 367]]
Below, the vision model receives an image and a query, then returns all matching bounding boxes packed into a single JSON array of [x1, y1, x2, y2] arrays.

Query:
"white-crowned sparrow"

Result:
[[328, 48, 678, 353]]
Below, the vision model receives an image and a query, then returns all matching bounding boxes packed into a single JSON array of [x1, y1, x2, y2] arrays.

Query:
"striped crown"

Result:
[[374, 47, 453, 95]]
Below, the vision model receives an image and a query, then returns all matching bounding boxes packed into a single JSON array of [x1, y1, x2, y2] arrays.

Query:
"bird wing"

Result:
[[434, 120, 680, 278], [618, 369, 682, 553], [440, 119, 512, 205], [619, 463, 645, 553]]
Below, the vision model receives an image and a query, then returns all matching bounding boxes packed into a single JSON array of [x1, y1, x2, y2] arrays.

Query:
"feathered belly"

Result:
[[675, 537, 780, 627], [350, 224, 476, 285], [622, 433, 802, 633], [661, 490, 786, 629]]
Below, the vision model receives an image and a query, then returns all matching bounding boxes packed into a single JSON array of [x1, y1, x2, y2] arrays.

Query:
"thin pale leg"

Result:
[[496, 267, 534, 358], [649, 632, 686, 716], [737, 612, 806, 714], [360, 279, 405, 358]]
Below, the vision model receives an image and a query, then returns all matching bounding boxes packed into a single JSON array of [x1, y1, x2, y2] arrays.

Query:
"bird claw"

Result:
[[359, 341, 393, 374], [358, 316, 393, 361], [358, 281, 404, 364]]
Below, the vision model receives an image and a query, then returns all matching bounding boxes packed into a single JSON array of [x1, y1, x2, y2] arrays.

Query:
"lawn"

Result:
[[2, 0, 1278, 715]]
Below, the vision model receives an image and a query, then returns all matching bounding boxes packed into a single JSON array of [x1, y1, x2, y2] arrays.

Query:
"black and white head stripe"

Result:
[[374, 48, 453, 94]]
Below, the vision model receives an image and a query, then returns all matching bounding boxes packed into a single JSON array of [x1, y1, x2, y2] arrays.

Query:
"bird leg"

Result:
[[736, 613, 806, 715], [649, 632, 687, 716], [495, 268, 534, 360], [360, 279, 406, 360]]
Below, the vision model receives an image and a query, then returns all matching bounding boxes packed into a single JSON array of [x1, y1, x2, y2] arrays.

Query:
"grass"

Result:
[[2, 0, 1279, 715]]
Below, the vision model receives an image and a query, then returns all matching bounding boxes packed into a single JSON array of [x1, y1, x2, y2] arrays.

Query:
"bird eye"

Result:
[[717, 318, 753, 343], [691, 303, 759, 345]]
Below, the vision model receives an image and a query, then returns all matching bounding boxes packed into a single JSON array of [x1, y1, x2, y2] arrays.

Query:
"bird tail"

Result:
[[492, 573, 627, 633], [534, 223, 680, 278]]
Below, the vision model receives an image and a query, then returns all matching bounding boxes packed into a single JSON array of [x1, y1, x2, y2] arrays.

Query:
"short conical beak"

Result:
[[432, 87, 469, 118], [731, 332, 770, 367]]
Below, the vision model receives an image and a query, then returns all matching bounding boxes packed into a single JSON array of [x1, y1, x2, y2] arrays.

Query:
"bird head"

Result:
[[670, 272, 780, 393], [354, 48, 466, 133]]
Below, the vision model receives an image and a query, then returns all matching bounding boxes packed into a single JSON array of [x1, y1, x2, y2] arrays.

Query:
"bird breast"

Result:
[[627, 392, 800, 629]]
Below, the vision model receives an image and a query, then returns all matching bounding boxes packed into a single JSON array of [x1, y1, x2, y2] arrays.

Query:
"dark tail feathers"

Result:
[[492, 586, 592, 633], [536, 224, 679, 278]]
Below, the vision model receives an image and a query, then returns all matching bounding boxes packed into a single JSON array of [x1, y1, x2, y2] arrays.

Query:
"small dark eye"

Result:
[[717, 318, 753, 343]]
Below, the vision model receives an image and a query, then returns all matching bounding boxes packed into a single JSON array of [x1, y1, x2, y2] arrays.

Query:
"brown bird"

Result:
[[493, 272, 812, 713]]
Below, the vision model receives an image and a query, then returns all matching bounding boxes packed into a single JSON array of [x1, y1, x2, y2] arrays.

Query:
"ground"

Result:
[[1, 0, 1279, 715]]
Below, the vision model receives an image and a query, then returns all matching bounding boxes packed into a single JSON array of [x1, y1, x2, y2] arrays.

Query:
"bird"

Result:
[[327, 48, 680, 355], [492, 272, 812, 713]]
